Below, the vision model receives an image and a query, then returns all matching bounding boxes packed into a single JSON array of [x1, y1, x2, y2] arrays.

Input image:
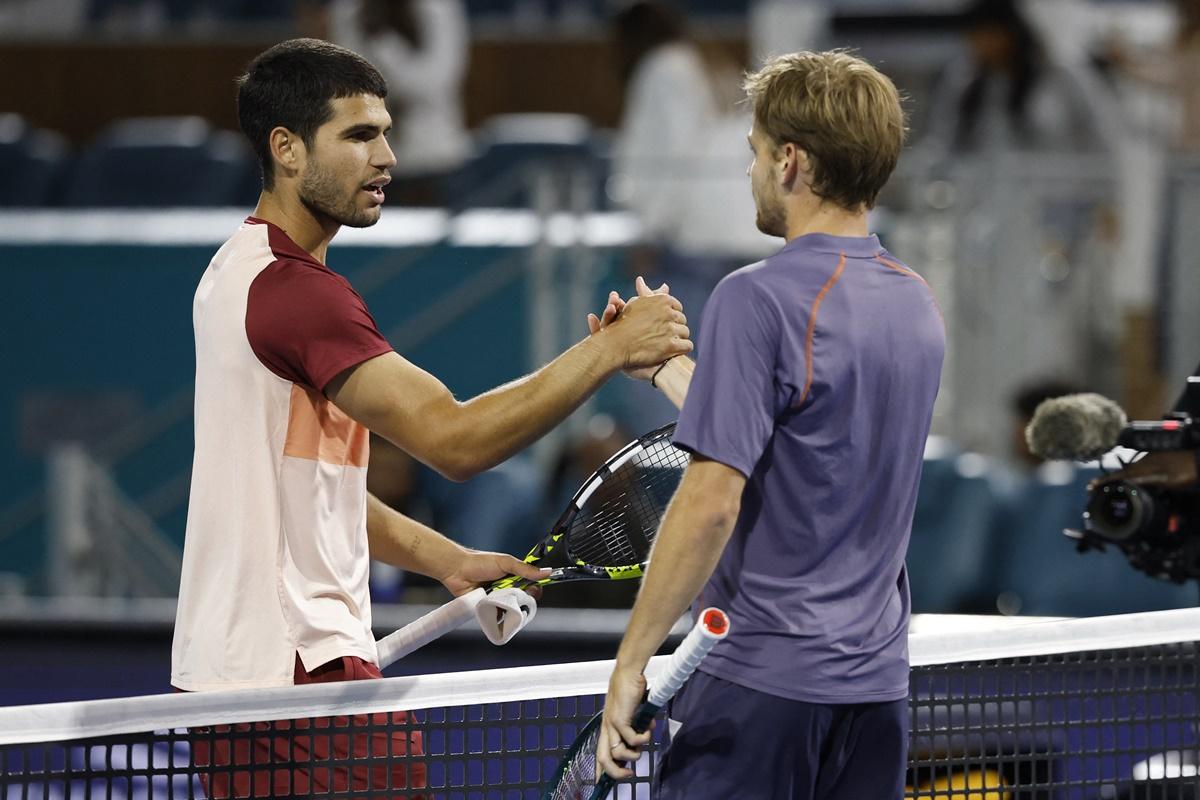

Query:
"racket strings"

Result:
[[547, 725, 601, 800], [567, 436, 689, 567]]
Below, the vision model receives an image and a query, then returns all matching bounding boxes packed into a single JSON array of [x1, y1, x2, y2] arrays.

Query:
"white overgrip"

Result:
[[375, 587, 486, 668], [646, 607, 729, 707]]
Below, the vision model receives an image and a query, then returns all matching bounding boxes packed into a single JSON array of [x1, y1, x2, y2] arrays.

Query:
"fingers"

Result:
[[503, 556, 551, 584], [590, 292, 627, 334], [601, 301, 619, 325], [635, 275, 670, 298], [596, 723, 640, 780], [615, 720, 653, 750]]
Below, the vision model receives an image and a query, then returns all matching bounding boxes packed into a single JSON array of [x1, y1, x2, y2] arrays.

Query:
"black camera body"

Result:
[[1080, 478, 1200, 582], [1074, 377, 1200, 582]]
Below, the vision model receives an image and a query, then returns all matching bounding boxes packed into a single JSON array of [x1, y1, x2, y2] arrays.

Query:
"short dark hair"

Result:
[[1011, 379, 1086, 419], [236, 38, 388, 191], [611, 1, 686, 89]]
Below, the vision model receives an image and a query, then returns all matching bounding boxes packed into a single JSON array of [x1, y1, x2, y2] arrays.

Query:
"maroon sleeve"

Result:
[[246, 259, 394, 392]]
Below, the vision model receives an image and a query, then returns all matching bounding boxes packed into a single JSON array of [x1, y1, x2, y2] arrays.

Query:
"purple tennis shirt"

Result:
[[673, 232, 945, 704]]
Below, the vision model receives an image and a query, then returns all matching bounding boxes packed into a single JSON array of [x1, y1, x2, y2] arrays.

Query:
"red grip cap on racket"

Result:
[[699, 607, 730, 638]]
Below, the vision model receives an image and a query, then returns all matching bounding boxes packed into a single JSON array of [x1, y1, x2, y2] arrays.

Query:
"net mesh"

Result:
[[909, 642, 1199, 799], [543, 716, 603, 800], [566, 431, 689, 568], [3, 610, 1200, 799]]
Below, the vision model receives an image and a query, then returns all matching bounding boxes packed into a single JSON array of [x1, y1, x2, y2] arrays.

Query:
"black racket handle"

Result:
[[631, 700, 660, 734]]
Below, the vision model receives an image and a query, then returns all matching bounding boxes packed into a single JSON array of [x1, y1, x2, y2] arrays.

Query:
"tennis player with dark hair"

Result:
[[171, 38, 690, 798], [594, 51, 945, 799]]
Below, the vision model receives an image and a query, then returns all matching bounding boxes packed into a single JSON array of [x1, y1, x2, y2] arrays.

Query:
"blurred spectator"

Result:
[[606, 1, 774, 433], [367, 433, 543, 600], [924, 0, 1096, 154], [1104, 0, 1200, 152], [330, 0, 472, 206], [544, 414, 630, 517], [610, 0, 717, 244]]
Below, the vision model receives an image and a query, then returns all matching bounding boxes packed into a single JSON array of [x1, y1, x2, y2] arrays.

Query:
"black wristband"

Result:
[[650, 359, 672, 388]]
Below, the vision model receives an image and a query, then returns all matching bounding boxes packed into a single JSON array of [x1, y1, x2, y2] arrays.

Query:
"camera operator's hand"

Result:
[[1090, 451, 1198, 490]]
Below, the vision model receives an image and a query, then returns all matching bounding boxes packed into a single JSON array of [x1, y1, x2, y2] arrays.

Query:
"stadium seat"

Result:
[[0, 113, 68, 208], [65, 116, 253, 208], [449, 113, 607, 209], [908, 448, 1015, 613]]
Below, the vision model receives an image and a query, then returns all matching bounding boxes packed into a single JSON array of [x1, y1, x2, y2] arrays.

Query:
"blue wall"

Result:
[[1, 239, 619, 590]]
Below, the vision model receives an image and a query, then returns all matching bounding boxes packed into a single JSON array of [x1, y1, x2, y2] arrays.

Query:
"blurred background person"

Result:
[[923, 0, 1098, 154], [607, 0, 769, 428], [329, 0, 472, 205], [610, 0, 717, 253]]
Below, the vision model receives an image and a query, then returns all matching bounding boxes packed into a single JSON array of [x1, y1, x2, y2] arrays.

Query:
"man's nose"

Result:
[[374, 139, 397, 170]]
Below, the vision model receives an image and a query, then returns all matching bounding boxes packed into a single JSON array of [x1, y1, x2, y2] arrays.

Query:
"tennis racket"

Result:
[[376, 422, 688, 667], [543, 607, 731, 800]]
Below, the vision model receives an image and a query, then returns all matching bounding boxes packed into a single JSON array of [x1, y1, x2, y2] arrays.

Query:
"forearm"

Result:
[[366, 493, 465, 581], [435, 334, 619, 476], [614, 468, 740, 674], [653, 356, 694, 410]]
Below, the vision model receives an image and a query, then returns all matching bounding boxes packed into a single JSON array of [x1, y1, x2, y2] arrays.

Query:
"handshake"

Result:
[[586, 276, 692, 382]]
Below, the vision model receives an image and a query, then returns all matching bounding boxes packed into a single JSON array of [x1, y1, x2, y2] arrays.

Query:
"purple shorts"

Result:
[[655, 671, 909, 800]]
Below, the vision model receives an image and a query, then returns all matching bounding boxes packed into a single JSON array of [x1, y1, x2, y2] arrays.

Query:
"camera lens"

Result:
[[1085, 482, 1153, 541]]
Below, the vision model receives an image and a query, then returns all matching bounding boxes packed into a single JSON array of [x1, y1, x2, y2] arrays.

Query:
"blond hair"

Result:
[[743, 50, 906, 210]]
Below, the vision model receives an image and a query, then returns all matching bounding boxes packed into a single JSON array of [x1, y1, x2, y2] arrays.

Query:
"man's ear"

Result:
[[780, 143, 812, 190], [268, 126, 304, 180]]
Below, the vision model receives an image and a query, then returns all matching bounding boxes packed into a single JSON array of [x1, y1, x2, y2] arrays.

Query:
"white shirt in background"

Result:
[[331, 0, 472, 176]]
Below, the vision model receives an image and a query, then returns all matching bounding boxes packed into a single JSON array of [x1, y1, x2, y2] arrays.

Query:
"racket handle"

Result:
[[630, 701, 659, 734], [375, 587, 485, 668], [587, 609, 729, 800], [645, 607, 729, 708]]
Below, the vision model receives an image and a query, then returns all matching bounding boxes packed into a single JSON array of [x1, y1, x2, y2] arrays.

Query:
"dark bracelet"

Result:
[[650, 359, 673, 388]]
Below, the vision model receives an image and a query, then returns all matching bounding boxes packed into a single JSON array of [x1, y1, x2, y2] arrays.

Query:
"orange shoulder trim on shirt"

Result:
[[798, 253, 847, 407], [874, 254, 945, 325], [283, 385, 370, 468]]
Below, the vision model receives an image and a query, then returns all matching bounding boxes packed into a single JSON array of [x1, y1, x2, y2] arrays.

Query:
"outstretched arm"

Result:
[[588, 277, 696, 410], [366, 493, 546, 596], [329, 288, 690, 481]]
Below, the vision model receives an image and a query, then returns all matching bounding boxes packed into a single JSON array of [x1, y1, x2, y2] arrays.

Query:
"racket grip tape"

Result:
[[375, 587, 486, 668], [630, 701, 660, 734], [585, 609, 729, 800], [645, 607, 729, 708]]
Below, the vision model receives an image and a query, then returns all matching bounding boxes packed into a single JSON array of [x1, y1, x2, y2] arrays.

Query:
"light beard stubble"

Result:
[[752, 174, 787, 238], [298, 159, 380, 229], [755, 197, 787, 238]]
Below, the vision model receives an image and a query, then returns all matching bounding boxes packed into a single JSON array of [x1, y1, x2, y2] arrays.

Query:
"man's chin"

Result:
[[755, 215, 785, 238], [338, 208, 383, 229]]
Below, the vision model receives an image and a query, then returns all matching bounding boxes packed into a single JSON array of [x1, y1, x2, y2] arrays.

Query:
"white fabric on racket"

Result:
[[375, 587, 485, 668], [474, 587, 538, 645], [646, 608, 729, 707]]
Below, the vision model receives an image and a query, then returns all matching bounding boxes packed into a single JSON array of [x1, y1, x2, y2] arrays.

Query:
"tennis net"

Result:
[[2, 608, 1199, 799]]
